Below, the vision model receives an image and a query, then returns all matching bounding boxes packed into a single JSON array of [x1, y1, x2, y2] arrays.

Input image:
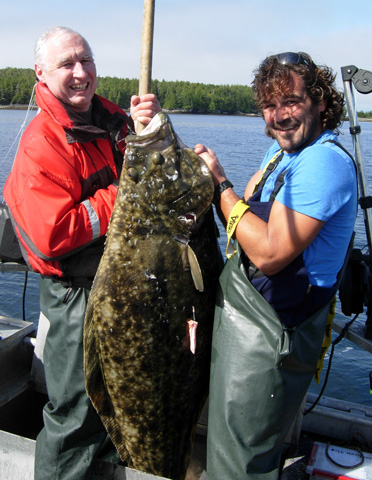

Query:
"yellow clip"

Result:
[[314, 296, 336, 384], [226, 200, 250, 258]]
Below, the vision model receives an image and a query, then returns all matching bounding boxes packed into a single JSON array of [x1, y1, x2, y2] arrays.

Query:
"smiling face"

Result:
[[262, 72, 326, 153], [35, 32, 97, 113]]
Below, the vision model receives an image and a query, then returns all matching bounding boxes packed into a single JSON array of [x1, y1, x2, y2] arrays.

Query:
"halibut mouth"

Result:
[[126, 112, 182, 151], [123, 112, 213, 221]]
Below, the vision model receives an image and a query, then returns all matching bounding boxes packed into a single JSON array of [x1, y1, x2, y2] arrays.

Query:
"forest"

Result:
[[0, 67, 258, 115], [1, 67, 372, 118]]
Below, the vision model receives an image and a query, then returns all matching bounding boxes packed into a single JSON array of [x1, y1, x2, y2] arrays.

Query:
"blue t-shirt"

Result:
[[259, 130, 357, 287]]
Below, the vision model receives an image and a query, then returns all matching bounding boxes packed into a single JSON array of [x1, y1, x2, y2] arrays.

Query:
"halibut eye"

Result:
[[151, 151, 164, 165], [127, 167, 139, 182]]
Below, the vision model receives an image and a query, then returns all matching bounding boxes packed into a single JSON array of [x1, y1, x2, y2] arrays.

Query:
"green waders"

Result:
[[35, 277, 120, 480], [206, 246, 332, 480]]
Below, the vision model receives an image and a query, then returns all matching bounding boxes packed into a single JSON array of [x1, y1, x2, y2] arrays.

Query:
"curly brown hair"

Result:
[[252, 52, 344, 133]]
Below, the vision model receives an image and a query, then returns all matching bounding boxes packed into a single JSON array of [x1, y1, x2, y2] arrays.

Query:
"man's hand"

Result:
[[130, 94, 161, 127], [194, 144, 227, 186]]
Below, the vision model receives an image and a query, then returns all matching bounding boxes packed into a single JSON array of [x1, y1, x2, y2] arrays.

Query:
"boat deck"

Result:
[[87, 431, 344, 479], [1, 314, 372, 479]]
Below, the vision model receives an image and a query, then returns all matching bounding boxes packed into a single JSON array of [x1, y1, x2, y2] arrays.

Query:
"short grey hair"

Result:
[[34, 26, 93, 71]]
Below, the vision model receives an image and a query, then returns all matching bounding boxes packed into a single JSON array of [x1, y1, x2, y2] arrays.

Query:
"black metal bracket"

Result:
[[359, 196, 372, 210], [341, 65, 372, 94], [342, 64, 372, 338]]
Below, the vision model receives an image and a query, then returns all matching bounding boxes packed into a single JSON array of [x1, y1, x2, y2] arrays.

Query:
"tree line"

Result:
[[1, 67, 372, 118], [0, 67, 258, 114]]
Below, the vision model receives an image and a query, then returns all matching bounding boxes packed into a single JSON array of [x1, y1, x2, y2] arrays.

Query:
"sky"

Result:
[[1, 0, 372, 110]]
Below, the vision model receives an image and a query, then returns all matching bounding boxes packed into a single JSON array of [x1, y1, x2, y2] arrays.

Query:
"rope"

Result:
[[304, 312, 360, 415], [1, 83, 37, 201]]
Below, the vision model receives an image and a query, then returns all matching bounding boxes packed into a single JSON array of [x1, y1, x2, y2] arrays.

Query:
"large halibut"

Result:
[[84, 113, 223, 480]]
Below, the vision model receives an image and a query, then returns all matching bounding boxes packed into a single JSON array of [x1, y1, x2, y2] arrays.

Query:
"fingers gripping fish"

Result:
[[84, 113, 223, 480]]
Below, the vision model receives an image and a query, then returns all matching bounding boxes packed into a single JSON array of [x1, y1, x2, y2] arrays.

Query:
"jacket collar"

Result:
[[35, 82, 127, 144]]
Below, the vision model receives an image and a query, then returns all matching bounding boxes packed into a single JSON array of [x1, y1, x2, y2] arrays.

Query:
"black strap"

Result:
[[269, 169, 288, 202], [260, 139, 355, 203], [321, 139, 354, 162], [255, 152, 284, 193]]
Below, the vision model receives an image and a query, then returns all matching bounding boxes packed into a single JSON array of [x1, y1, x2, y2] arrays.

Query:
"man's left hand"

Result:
[[194, 144, 227, 186]]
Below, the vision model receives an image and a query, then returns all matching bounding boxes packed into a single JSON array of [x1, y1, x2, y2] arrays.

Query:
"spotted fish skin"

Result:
[[84, 113, 223, 480]]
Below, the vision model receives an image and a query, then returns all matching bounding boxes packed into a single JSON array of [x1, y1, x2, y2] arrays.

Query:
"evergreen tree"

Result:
[[1, 67, 370, 118]]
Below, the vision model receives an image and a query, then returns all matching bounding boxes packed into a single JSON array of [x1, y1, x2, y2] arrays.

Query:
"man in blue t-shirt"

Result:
[[194, 52, 357, 479]]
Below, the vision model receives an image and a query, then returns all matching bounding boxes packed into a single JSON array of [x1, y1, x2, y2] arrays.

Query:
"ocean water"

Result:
[[1, 108, 371, 407]]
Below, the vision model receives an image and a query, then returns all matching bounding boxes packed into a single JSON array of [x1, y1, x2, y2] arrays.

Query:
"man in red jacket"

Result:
[[3, 26, 161, 479]]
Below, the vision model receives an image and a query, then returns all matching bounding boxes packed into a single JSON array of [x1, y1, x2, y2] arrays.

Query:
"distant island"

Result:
[[1, 67, 371, 118]]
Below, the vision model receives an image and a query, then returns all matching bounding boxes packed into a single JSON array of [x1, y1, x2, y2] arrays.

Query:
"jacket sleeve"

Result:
[[4, 136, 118, 261]]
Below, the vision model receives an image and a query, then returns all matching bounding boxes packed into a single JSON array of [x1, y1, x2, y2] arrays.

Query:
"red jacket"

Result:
[[3, 82, 130, 281]]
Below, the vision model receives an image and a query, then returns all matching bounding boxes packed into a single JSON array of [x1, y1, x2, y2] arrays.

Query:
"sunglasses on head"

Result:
[[266, 52, 311, 67]]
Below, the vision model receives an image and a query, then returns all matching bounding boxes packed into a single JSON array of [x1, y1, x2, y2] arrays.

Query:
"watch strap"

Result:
[[213, 180, 234, 204]]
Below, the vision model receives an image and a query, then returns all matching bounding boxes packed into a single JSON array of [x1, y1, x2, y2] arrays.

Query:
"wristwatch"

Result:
[[213, 180, 234, 205]]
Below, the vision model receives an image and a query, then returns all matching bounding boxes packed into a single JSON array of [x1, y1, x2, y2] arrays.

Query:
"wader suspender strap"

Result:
[[253, 150, 284, 195], [252, 150, 289, 202], [269, 170, 289, 202], [254, 140, 356, 203], [322, 139, 358, 192], [322, 139, 354, 160], [313, 139, 357, 381]]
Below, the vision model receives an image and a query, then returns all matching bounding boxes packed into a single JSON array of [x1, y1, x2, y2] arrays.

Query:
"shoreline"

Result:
[[1, 104, 371, 121], [0, 105, 38, 110], [0, 104, 260, 117]]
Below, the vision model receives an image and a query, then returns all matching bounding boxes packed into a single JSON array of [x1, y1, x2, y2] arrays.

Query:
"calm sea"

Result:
[[1, 108, 371, 407]]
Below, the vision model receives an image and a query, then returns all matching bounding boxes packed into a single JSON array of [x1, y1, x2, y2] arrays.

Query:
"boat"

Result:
[[1, 309, 371, 480], [1, 66, 372, 480]]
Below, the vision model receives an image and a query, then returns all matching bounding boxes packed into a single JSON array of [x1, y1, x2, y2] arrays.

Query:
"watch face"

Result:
[[219, 180, 233, 192]]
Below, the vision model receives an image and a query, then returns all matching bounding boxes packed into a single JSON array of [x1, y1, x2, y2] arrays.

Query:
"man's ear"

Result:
[[35, 64, 45, 83]]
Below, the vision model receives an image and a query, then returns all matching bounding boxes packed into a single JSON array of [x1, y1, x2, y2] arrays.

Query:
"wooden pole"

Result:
[[137, 0, 155, 133]]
